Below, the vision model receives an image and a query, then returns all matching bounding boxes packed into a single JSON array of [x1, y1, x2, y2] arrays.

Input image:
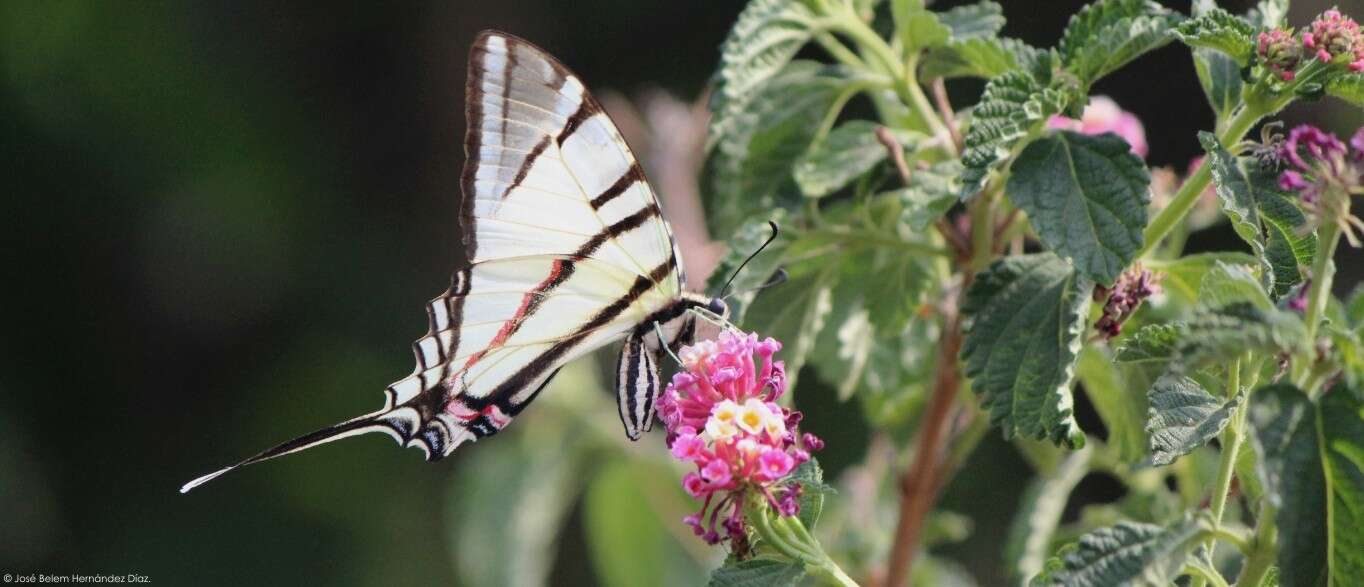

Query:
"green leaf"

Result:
[[708, 558, 805, 587], [1077, 347, 1148, 464], [1326, 73, 1364, 108], [1032, 516, 1207, 586], [1193, 47, 1245, 118], [741, 251, 836, 390], [895, 159, 960, 231], [1318, 386, 1364, 583], [961, 253, 1092, 448], [1146, 252, 1258, 303], [892, 0, 951, 53], [1198, 261, 1273, 311], [705, 62, 849, 236], [794, 121, 918, 198], [1247, 0, 1289, 28], [1347, 286, 1364, 327], [1005, 446, 1093, 583], [957, 64, 1072, 199], [937, 1, 1005, 40], [1058, 0, 1183, 86], [920, 36, 1041, 80], [1173, 8, 1255, 66], [705, 212, 791, 322], [707, 0, 820, 151], [788, 458, 834, 531], [584, 462, 667, 587], [1249, 384, 1328, 586], [1114, 322, 1181, 366], [1006, 130, 1150, 285], [1177, 302, 1309, 369], [1200, 132, 1313, 298], [1146, 374, 1240, 466]]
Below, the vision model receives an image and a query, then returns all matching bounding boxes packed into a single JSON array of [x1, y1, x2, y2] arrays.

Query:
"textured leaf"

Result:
[[892, 0, 951, 53], [1249, 384, 1328, 587], [961, 253, 1091, 448], [788, 458, 835, 532], [741, 253, 836, 390], [1147, 252, 1257, 303], [705, 62, 849, 236], [958, 63, 1072, 199], [1077, 347, 1148, 464], [1146, 374, 1239, 466], [794, 121, 918, 198], [1058, 0, 1183, 86], [1177, 302, 1309, 369], [1318, 387, 1364, 583], [1173, 8, 1255, 66], [1114, 323, 1181, 366], [1032, 516, 1206, 586], [895, 160, 960, 231], [709, 558, 804, 587], [1007, 130, 1150, 285], [1005, 446, 1092, 583], [1327, 73, 1364, 108], [1193, 47, 1245, 118], [708, 0, 820, 151], [1198, 261, 1272, 311], [937, 1, 1005, 40], [920, 36, 1040, 80], [1259, 189, 1318, 297]]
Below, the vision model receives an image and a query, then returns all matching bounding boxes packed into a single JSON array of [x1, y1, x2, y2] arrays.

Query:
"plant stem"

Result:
[[1235, 503, 1279, 587], [1298, 216, 1340, 386], [1191, 357, 1245, 587]]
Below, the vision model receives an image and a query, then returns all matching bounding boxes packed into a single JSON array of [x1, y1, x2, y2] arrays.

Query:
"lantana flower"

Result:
[[1093, 266, 1161, 340], [657, 329, 821, 546], [1276, 124, 1364, 246], [1258, 28, 1303, 80], [1047, 96, 1148, 158], [1303, 8, 1364, 72]]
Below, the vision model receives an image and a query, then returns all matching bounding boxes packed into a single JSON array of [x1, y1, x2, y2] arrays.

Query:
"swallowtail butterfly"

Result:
[[182, 31, 727, 493]]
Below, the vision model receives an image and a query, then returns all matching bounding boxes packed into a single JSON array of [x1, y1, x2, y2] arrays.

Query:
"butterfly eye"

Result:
[[707, 298, 729, 318]]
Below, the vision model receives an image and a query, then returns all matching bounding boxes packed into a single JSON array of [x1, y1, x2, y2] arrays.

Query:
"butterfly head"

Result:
[[706, 297, 729, 320]]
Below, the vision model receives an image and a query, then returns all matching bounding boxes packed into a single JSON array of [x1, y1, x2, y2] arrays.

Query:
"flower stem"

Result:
[[746, 494, 859, 586], [1235, 503, 1279, 587], [1298, 216, 1341, 387], [1190, 357, 1245, 587]]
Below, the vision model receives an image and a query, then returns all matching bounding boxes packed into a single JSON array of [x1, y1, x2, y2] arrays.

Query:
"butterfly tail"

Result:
[[179, 409, 423, 493]]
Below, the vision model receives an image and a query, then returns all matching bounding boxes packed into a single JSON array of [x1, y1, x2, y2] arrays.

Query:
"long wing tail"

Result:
[[179, 409, 429, 493]]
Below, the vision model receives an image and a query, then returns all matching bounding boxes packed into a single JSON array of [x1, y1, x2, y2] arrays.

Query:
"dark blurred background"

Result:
[[3, 1, 1360, 585]]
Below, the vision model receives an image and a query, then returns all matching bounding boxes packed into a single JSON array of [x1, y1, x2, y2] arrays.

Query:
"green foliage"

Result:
[[1077, 347, 1148, 463], [706, 62, 854, 236], [1006, 130, 1150, 285], [1177, 302, 1309, 370], [1005, 446, 1092, 582], [1173, 8, 1255, 66], [740, 250, 835, 390], [1058, 0, 1182, 87], [1250, 384, 1329, 586], [894, 160, 960, 231], [936, 1, 1005, 40], [1247, 0, 1289, 28], [920, 37, 1042, 80], [1326, 73, 1364, 108], [708, 558, 805, 587], [961, 253, 1090, 448], [789, 459, 835, 531], [585, 462, 675, 587], [1115, 323, 1181, 366], [708, 0, 821, 151], [1032, 516, 1207, 586], [891, 0, 951, 53], [794, 121, 918, 198], [706, 213, 792, 322], [957, 64, 1072, 199], [1200, 132, 1316, 298], [1145, 374, 1240, 466]]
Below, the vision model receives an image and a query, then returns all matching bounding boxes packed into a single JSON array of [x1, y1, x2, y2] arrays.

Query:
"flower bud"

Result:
[[1257, 28, 1302, 80], [1304, 9, 1364, 71]]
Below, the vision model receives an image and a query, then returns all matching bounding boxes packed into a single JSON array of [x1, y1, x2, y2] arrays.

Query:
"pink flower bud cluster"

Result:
[[657, 329, 822, 546], [1258, 28, 1303, 80], [1046, 96, 1148, 158], [1304, 9, 1364, 72], [1094, 267, 1161, 340]]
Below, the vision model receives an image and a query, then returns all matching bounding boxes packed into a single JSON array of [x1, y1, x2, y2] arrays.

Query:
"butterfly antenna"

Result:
[[718, 221, 780, 299]]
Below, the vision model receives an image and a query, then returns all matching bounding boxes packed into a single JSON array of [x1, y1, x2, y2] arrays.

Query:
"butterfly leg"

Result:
[[615, 331, 660, 441]]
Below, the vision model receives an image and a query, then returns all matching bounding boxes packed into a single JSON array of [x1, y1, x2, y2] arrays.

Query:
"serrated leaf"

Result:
[[1077, 347, 1148, 464], [896, 159, 960, 231], [1006, 130, 1150, 285], [705, 62, 850, 236], [1200, 132, 1311, 298], [921, 36, 1041, 80], [1115, 323, 1181, 366], [708, 558, 805, 587], [1194, 47, 1245, 118], [794, 121, 918, 198], [1326, 73, 1364, 108], [1198, 261, 1273, 311], [1058, 0, 1183, 86], [892, 0, 951, 53], [741, 254, 836, 390], [1177, 302, 1309, 369], [1249, 384, 1328, 586], [961, 253, 1092, 448], [1146, 374, 1240, 466], [958, 65, 1071, 199], [1259, 189, 1318, 297], [708, 0, 821, 152], [1006, 446, 1092, 583], [1173, 8, 1255, 66], [1032, 516, 1207, 586], [788, 458, 834, 531], [1147, 251, 1258, 303], [937, 1, 1005, 40]]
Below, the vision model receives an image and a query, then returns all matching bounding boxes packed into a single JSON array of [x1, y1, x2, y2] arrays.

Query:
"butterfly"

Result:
[[182, 30, 730, 493]]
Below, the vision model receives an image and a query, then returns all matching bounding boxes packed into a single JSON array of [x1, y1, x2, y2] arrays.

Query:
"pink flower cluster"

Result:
[[1258, 28, 1303, 80], [657, 330, 822, 546], [1304, 9, 1364, 72], [1047, 96, 1148, 158], [1094, 266, 1161, 340], [1276, 124, 1364, 246]]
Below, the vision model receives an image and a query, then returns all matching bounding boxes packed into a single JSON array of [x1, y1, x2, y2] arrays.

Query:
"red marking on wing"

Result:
[[457, 259, 567, 373]]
